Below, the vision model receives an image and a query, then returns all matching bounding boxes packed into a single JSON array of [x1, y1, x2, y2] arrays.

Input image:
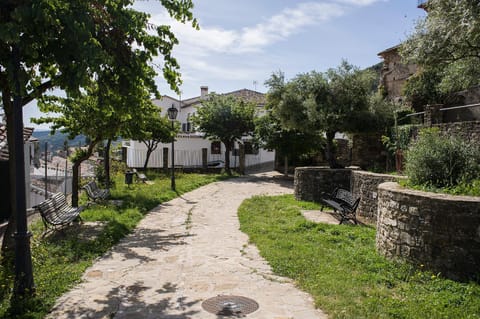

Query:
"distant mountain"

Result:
[[32, 131, 87, 153]]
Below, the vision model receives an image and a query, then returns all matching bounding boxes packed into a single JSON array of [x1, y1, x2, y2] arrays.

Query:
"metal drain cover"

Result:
[[202, 295, 259, 316]]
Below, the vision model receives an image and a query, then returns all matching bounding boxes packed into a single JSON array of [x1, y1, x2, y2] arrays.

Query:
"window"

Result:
[[182, 123, 192, 132], [211, 141, 221, 154]]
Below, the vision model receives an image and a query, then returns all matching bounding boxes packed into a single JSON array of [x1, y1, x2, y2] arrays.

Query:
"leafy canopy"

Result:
[[401, 0, 480, 104], [193, 94, 256, 145], [264, 61, 386, 168]]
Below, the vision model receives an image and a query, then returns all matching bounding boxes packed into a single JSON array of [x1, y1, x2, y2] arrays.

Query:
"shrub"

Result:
[[405, 128, 480, 188]]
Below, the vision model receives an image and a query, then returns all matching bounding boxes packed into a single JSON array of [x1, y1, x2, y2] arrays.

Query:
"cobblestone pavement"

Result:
[[47, 172, 327, 319]]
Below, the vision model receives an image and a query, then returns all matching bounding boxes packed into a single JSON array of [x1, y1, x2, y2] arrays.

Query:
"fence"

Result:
[[29, 158, 96, 207], [126, 147, 272, 170]]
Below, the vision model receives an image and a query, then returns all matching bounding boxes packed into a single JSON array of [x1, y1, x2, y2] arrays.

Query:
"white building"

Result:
[[123, 87, 275, 171]]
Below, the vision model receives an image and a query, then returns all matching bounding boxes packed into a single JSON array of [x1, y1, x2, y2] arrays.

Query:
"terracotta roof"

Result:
[[0, 114, 35, 161]]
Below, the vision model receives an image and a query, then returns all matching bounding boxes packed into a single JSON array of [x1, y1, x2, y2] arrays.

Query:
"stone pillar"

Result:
[[163, 147, 169, 172], [202, 148, 208, 170], [424, 104, 443, 126], [239, 143, 245, 175]]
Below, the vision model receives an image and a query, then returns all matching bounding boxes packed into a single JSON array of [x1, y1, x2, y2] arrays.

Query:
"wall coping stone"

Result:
[[379, 182, 480, 202]]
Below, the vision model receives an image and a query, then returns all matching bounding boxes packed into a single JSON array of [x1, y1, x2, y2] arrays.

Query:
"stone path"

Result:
[[47, 172, 327, 319]]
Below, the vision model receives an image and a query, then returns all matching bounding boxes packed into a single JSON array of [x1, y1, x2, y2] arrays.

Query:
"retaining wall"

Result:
[[376, 182, 480, 281], [294, 167, 351, 202], [351, 171, 406, 220]]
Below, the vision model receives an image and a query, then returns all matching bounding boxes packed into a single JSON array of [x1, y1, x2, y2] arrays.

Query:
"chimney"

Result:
[[200, 86, 209, 97]]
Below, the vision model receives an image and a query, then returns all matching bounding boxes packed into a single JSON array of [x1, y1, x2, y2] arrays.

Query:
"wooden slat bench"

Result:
[[82, 181, 110, 202], [33, 192, 83, 233], [321, 187, 360, 224]]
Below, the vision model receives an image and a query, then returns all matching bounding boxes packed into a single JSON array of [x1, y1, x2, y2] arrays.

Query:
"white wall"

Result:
[[125, 136, 275, 169]]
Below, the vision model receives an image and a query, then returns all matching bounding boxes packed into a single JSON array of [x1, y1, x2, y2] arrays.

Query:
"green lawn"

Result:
[[0, 172, 228, 319], [238, 194, 480, 319]]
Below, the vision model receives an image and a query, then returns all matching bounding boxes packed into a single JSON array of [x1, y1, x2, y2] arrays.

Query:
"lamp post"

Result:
[[167, 104, 178, 191]]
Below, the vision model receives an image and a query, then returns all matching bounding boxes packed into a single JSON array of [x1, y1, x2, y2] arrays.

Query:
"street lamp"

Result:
[[167, 104, 178, 191]]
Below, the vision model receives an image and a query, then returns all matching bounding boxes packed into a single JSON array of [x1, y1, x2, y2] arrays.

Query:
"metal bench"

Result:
[[321, 187, 360, 224], [82, 181, 110, 202], [33, 192, 83, 233], [132, 168, 149, 183]]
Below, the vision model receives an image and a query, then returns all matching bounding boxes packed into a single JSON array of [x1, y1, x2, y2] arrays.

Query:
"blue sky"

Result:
[[24, 0, 425, 130]]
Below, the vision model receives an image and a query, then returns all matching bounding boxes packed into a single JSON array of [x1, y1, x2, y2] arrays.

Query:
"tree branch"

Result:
[[22, 79, 55, 106]]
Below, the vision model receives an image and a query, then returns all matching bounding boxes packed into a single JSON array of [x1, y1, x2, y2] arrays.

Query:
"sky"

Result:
[[24, 0, 426, 130]]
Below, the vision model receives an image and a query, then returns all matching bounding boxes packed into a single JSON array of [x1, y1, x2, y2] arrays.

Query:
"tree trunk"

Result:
[[104, 139, 111, 188], [144, 148, 153, 171], [325, 131, 343, 169], [284, 155, 288, 176], [1, 98, 16, 258], [142, 140, 159, 171], [224, 141, 231, 176], [71, 143, 96, 207]]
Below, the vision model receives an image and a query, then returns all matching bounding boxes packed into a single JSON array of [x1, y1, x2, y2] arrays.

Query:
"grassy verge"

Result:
[[238, 194, 480, 319], [399, 179, 480, 197], [0, 172, 228, 319]]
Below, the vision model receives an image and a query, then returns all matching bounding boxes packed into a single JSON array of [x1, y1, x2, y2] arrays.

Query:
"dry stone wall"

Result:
[[376, 182, 480, 281], [351, 171, 406, 220], [294, 167, 351, 202]]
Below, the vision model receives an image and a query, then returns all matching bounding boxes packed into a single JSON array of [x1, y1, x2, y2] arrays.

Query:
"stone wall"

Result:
[[433, 120, 480, 142], [294, 167, 351, 202], [351, 133, 386, 171], [376, 182, 480, 281], [351, 171, 406, 220]]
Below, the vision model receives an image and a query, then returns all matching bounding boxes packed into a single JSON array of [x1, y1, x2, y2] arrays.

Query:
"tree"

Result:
[[401, 0, 480, 103], [34, 78, 158, 207], [193, 94, 256, 175], [0, 0, 197, 295], [266, 62, 378, 168], [254, 112, 322, 175], [258, 72, 323, 174], [129, 111, 174, 170]]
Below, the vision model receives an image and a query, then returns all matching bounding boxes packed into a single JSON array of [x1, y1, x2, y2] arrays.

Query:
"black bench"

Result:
[[132, 168, 149, 183], [321, 187, 360, 224], [82, 181, 110, 202], [33, 192, 83, 233]]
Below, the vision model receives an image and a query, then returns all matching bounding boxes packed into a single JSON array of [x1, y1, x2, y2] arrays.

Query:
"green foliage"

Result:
[[127, 110, 175, 169], [382, 124, 418, 156], [192, 93, 256, 173], [0, 172, 227, 318], [405, 128, 480, 188], [265, 61, 390, 168], [238, 194, 480, 318], [402, 0, 480, 102], [254, 111, 323, 161]]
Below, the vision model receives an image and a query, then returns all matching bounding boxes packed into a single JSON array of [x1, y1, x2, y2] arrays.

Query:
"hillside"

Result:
[[32, 131, 87, 153]]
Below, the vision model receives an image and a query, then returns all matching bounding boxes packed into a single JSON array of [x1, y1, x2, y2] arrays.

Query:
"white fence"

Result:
[[126, 147, 274, 169]]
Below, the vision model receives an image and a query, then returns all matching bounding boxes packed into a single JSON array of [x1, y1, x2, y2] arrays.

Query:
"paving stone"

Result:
[[46, 172, 327, 319]]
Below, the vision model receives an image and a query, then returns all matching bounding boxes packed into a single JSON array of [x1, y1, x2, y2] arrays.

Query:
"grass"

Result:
[[238, 194, 480, 319], [0, 171, 229, 319], [399, 179, 480, 197]]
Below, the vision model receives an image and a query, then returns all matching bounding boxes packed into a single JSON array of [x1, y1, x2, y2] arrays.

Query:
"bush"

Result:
[[405, 128, 480, 188]]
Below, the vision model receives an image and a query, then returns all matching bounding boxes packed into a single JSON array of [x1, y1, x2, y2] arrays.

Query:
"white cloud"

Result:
[[148, 0, 385, 95], [237, 2, 344, 52], [334, 0, 385, 5], [151, 2, 346, 55]]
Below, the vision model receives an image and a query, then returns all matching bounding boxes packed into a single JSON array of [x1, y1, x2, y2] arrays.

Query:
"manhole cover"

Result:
[[202, 295, 259, 316]]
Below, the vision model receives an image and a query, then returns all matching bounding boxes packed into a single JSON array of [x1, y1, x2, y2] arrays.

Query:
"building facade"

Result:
[[123, 87, 275, 171]]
